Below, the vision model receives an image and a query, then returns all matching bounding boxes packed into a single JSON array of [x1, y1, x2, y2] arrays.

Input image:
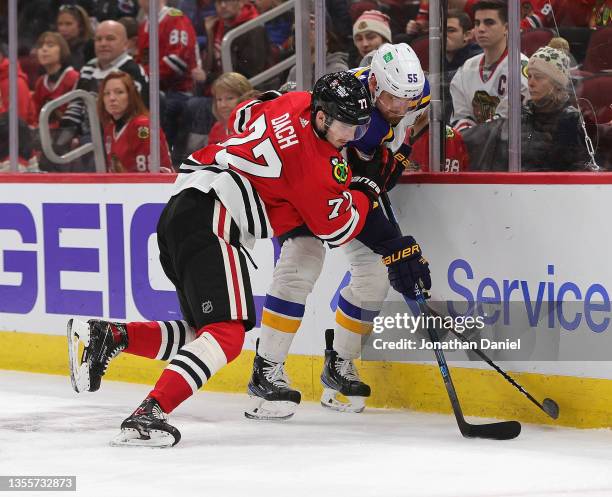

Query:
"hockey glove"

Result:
[[347, 146, 398, 202], [376, 235, 431, 299]]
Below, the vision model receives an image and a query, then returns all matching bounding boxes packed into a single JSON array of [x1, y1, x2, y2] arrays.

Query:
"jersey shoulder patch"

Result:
[[168, 7, 183, 16]]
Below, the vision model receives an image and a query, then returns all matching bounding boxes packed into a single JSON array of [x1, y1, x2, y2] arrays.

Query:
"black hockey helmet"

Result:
[[311, 71, 372, 128]]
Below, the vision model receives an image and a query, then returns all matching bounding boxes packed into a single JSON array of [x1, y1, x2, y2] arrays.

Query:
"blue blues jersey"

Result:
[[348, 66, 430, 158]]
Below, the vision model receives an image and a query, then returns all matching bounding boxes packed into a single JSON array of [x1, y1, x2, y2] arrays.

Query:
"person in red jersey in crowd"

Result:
[[403, 112, 469, 172], [98, 71, 172, 173], [137, 0, 200, 151], [207, 72, 255, 144], [67, 72, 426, 447], [33, 32, 80, 128], [32, 32, 81, 172]]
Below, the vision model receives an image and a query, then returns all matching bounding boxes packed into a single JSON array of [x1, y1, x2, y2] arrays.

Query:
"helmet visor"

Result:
[[377, 91, 420, 118], [327, 118, 370, 142]]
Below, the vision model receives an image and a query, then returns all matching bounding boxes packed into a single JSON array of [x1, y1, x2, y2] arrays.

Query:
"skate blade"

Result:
[[109, 428, 177, 448], [66, 319, 91, 393], [320, 388, 366, 413], [244, 395, 298, 420]]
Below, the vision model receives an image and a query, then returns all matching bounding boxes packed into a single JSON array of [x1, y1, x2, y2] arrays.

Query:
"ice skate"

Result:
[[110, 397, 180, 448], [320, 329, 370, 413], [245, 347, 301, 420], [67, 319, 128, 393]]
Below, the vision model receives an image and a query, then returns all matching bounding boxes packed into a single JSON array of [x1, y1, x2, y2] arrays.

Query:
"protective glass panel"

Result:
[[518, 0, 610, 171]]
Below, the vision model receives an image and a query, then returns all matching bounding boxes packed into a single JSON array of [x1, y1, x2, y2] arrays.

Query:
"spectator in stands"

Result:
[[118, 17, 139, 57], [351, 10, 392, 67], [93, 0, 140, 23], [515, 1, 567, 30], [98, 71, 172, 172], [521, 38, 591, 170], [326, 0, 353, 49], [203, 0, 267, 87], [254, 0, 293, 60], [33, 32, 80, 125], [56, 4, 95, 70], [450, 0, 530, 131], [57, 20, 149, 170], [286, 14, 349, 83], [0, 43, 37, 172], [443, 9, 482, 120], [32, 32, 80, 172], [406, 0, 429, 38], [208, 71, 254, 144], [137, 0, 199, 151], [178, 0, 217, 50], [546, 0, 611, 29], [446, 10, 481, 72]]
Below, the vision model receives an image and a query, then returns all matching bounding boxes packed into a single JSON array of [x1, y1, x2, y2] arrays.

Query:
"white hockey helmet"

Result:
[[369, 43, 425, 103]]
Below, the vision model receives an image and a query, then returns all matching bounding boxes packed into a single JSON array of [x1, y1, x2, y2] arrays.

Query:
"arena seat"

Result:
[[577, 73, 612, 125], [520, 29, 554, 57], [582, 27, 612, 74]]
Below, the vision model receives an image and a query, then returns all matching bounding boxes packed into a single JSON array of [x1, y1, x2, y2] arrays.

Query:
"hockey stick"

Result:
[[379, 192, 558, 420], [381, 192, 521, 440], [424, 298, 560, 420]]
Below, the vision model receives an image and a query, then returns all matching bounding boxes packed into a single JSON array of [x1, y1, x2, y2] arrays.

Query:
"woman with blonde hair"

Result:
[[98, 71, 172, 173], [207, 72, 255, 145]]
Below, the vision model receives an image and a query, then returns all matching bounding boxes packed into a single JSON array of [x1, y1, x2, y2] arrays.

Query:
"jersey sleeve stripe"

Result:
[[163, 55, 186, 75], [317, 206, 361, 247]]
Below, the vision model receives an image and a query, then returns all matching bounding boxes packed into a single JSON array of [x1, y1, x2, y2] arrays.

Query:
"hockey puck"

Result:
[[542, 398, 559, 419]]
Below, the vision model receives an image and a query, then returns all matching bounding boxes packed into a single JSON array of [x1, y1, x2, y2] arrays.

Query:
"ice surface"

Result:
[[1, 371, 612, 497]]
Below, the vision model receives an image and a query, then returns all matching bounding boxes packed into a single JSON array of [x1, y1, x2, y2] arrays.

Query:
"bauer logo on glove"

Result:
[[375, 235, 431, 299], [381, 243, 422, 265]]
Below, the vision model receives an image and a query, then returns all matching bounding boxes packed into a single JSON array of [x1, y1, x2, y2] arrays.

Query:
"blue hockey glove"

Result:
[[376, 235, 431, 299]]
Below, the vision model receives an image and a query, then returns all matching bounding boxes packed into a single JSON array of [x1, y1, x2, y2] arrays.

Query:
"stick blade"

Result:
[[461, 420, 521, 440], [542, 398, 560, 419]]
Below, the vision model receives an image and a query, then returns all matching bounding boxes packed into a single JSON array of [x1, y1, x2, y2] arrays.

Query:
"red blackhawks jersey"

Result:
[[103, 115, 172, 173], [403, 125, 469, 172], [520, 0, 566, 29], [174, 92, 370, 249], [32, 66, 79, 127], [138, 6, 198, 92]]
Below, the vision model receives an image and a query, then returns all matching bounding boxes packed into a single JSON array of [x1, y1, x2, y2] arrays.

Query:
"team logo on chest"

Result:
[[331, 157, 349, 184], [137, 126, 150, 140]]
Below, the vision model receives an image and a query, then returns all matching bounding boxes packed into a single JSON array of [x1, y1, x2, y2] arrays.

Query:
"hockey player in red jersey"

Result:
[[99, 72, 172, 172], [67, 72, 415, 447], [245, 44, 432, 420]]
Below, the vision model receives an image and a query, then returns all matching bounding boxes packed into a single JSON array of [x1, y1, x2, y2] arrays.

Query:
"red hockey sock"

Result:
[[149, 320, 245, 413], [124, 321, 163, 358]]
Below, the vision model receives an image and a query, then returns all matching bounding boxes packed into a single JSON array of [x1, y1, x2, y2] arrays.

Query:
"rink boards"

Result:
[[2, 173, 612, 428]]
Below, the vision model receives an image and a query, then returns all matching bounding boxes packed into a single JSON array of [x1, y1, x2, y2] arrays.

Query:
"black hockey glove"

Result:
[[376, 235, 431, 299], [347, 146, 397, 202]]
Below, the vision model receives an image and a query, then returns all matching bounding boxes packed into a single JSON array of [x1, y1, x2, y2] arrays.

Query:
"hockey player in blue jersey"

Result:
[[245, 44, 431, 420]]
